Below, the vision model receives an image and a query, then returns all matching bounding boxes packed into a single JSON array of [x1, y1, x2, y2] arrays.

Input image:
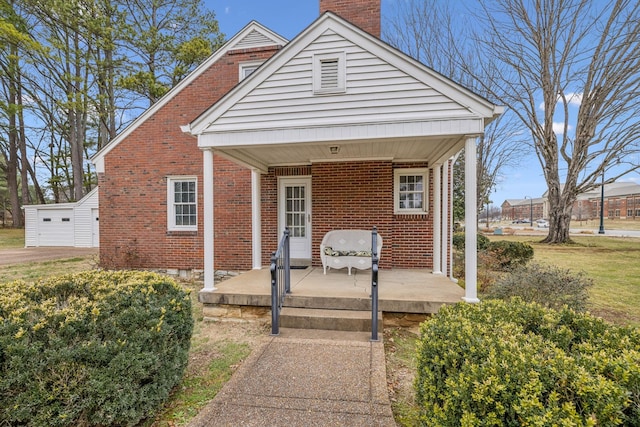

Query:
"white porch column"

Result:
[[251, 169, 262, 269], [463, 137, 479, 302], [441, 160, 449, 276], [203, 148, 216, 290], [432, 164, 442, 274]]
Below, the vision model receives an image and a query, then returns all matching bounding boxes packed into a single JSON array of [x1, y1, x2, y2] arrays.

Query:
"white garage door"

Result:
[[37, 210, 74, 246]]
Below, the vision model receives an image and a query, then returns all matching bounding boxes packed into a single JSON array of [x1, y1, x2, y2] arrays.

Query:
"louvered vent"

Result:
[[320, 59, 339, 89], [235, 30, 274, 49], [313, 52, 345, 94]]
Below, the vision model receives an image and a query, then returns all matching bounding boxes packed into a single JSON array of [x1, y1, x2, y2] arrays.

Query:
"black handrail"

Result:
[[270, 228, 291, 336], [371, 226, 379, 342]]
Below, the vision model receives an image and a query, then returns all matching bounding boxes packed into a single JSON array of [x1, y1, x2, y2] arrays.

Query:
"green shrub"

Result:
[[415, 299, 640, 426], [452, 232, 490, 251], [0, 270, 193, 427], [484, 262, 593, 311], [484, 240, 534, 270]]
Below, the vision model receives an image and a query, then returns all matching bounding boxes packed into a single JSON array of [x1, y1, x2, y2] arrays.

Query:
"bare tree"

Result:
[[385, 0, 525, 219], [464, 0, 640, 243]]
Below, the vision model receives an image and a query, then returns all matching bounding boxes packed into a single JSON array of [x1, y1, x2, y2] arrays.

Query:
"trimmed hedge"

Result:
[[0, 271, 193, 426], [416, 299, 640, 426]]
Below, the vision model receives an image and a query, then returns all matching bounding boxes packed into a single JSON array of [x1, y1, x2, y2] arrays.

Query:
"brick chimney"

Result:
[[320, 0, 381, 37]]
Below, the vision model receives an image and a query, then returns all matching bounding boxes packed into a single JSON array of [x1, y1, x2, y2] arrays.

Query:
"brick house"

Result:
[[92, 0, 502, 302], [501, 198, 545, 222]]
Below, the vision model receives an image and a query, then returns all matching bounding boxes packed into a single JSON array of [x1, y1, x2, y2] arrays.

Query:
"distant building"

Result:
[[501, 182, 640, 221], [501, 198, 545, 221], [587, 182, 640, 220]]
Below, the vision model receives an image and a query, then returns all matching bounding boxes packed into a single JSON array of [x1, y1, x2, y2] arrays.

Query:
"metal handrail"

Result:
[[270, 228, 290, 335], [371, 226, 379, 342]]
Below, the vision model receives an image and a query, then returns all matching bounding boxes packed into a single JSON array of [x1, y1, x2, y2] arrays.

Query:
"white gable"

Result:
[[188, 13, 501, 156], [206, 29, 473, 133], [234, 27, 284, 50]]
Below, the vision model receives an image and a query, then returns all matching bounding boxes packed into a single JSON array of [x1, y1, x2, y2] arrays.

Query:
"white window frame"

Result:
[[239, 60, 264, 81], [167, 176, 198, 231], [313, 52, 346, 94], [394, 168, 429, 214]]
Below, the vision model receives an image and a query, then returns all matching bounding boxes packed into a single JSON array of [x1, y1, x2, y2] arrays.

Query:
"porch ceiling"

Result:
[[213, 134, 464, 172]]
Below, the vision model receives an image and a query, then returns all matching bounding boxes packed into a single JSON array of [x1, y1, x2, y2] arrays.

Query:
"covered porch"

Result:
[[182, 12, 503, 307], [199, 267, 465, 318]]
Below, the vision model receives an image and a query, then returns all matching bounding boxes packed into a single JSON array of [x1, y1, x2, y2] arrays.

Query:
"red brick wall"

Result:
[[260, 161, 435, 269], [320, 0, 381, 37], [100, 45, 281, 271]]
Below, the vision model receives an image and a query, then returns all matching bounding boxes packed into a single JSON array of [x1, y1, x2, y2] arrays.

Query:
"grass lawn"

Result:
[[0, 227, 25, 248], [489, 234, 640, 327]]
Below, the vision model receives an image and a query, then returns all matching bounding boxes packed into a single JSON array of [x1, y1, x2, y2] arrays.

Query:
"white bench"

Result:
[[320, 230, 383, 275]]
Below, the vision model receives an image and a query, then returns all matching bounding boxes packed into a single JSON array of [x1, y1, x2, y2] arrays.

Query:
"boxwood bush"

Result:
[[483, 240, 534, 270], [0, 270, 193, 426], [416, 298, 640, 426], [452, 232, 491, 251]]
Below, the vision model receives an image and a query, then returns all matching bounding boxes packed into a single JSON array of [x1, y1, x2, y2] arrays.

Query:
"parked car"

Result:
[[535, 219, 549, 228]]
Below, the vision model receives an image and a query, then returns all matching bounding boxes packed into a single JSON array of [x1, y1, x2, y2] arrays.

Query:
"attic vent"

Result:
[[313, 52, 346, 94], [235, 29, 275, 49], [320, 59, 339, 89]]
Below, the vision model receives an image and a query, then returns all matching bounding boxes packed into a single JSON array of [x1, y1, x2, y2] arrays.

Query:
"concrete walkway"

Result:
[[188, 329, 396, 427]]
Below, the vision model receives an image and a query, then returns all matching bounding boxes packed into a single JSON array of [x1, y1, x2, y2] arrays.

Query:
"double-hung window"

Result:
[[394, 168, 428, 214], [168, 177, 197, 231]]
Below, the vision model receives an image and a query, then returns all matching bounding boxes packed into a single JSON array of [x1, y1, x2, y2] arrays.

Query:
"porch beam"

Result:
[[463, 136, 479, 302], [441, 160, 449, 276], [251, 169, 262, 269], [203, 148, 216, 290], [432, 164, 442, 274]]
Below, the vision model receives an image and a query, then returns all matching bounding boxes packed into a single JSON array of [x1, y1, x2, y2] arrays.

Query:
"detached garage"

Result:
[[24, 188, 99, 247]]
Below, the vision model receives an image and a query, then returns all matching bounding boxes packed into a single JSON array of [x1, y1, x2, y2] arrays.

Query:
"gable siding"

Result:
[[100, 45, 281, 271], [208, 30, 472, 132]]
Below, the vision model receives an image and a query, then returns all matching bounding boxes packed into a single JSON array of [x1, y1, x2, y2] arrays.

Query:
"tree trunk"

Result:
[[543, 203, 573, 243], [7, 43, 23, 227], [18, 72, 31, 206]]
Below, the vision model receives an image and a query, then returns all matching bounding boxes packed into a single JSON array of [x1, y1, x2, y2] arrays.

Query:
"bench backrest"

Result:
[[321, 230, 383, 255]]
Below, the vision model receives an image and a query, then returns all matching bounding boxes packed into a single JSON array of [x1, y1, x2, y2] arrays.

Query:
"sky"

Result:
[[203, 0, 637, 207]]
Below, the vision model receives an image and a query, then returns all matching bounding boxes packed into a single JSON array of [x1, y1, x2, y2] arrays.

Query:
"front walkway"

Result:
[[200, 267, 465, 314], [187, 329, 395, 427]]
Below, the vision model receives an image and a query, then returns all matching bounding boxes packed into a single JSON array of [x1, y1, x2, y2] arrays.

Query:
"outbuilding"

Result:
[[24, 188, 99, 247]]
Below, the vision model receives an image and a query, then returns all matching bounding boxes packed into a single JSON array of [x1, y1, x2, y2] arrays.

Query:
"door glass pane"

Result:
[[285, 185, 306, 237]]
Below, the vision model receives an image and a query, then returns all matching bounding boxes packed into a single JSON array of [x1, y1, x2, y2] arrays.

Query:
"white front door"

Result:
[[278, 177, 311, 259]]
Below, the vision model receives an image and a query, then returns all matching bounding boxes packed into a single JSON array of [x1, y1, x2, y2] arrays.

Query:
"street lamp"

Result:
[[524, 196, 533, 227], [598, 170, 605, 234]]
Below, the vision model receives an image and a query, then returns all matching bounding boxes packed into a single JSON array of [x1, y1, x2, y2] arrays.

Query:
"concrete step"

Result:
[[280, 307, 383, 332], [284, 295, 371, 311]]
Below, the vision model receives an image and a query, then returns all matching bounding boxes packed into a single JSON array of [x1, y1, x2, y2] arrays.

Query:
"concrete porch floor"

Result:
[[199, 267, 465, 314]]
